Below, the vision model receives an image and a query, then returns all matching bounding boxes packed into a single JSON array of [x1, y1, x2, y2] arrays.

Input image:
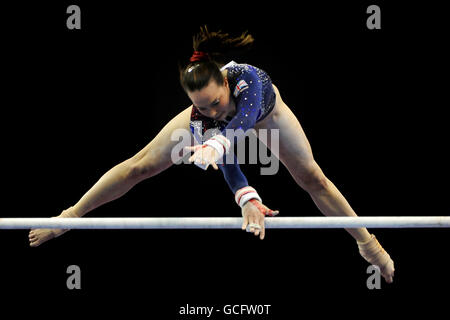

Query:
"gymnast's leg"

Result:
[[255, 86, 394, 283], [29, 106, 193, 247]]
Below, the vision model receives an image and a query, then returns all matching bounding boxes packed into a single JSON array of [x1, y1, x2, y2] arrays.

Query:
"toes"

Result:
[[28, 230, 45, 247], [381, 269, 394, 283], [30, 240, 39, 247], [28, 228, 61, 247]]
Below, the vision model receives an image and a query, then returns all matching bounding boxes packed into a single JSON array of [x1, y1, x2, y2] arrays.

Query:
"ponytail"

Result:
[[192, 26, 254, 62], [180, 26, 255, 92]]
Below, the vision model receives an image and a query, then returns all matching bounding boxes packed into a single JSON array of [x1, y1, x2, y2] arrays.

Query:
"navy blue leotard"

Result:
[[190, 61, 276, 194]]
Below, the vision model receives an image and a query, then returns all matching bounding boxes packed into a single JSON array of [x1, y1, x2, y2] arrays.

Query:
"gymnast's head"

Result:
[[180, 26, 254, 121]]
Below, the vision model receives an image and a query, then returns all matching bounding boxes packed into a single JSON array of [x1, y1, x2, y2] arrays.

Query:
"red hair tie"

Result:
[[190, 51, 209, 62]]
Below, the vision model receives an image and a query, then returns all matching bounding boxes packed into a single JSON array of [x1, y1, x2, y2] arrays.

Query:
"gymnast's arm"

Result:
[[218, 157, 277, 240], [222, 67, 262, 134], [219, 157, 267, 209], [219, 156, 248, 195], [189, 66, 263, 166]]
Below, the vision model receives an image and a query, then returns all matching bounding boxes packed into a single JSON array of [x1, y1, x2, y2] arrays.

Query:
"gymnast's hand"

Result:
[[241, 199, 279, 240], [185, 144, 220, 170]]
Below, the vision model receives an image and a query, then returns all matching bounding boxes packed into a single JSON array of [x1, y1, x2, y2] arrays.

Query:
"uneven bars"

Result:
[[0, 217, 449, 229]]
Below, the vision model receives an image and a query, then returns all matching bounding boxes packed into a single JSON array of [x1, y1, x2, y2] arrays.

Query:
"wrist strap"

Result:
[[235, 186, 262, 208], [204, 139, 225, 158], [204, 134, 231, 158]]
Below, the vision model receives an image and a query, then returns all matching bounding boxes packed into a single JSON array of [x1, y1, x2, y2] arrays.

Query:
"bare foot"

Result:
[[380, 259, 395, 284], [358, 234, 395, 283], [29, 224, 68, 247], [28, 207, 77, 247]]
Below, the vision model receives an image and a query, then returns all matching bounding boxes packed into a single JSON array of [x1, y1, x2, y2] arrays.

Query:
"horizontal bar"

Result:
[[0, 217, 450, 229]]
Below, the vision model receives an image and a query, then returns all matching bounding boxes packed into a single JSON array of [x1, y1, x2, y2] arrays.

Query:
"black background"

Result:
[[1, 1, 449, 318]]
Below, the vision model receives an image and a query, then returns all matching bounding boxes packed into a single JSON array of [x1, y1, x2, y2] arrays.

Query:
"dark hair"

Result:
[[180, 26, 254, 92]]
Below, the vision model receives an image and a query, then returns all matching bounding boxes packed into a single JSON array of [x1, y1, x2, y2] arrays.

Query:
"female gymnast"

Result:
[[29, 27, 394, 283]]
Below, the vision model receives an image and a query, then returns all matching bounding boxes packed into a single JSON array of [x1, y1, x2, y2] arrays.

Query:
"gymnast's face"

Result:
[[187, 77, 235, 121]]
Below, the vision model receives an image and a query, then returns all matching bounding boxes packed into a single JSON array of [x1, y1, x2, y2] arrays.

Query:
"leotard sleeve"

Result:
[[216, 66, 264, 195], [219, 155, 249, 194], [222, 65, 263, 135]]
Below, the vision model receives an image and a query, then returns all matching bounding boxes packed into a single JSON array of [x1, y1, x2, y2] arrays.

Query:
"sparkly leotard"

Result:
[[190, 62, 276, 195], [190, 61, 275, 137]]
